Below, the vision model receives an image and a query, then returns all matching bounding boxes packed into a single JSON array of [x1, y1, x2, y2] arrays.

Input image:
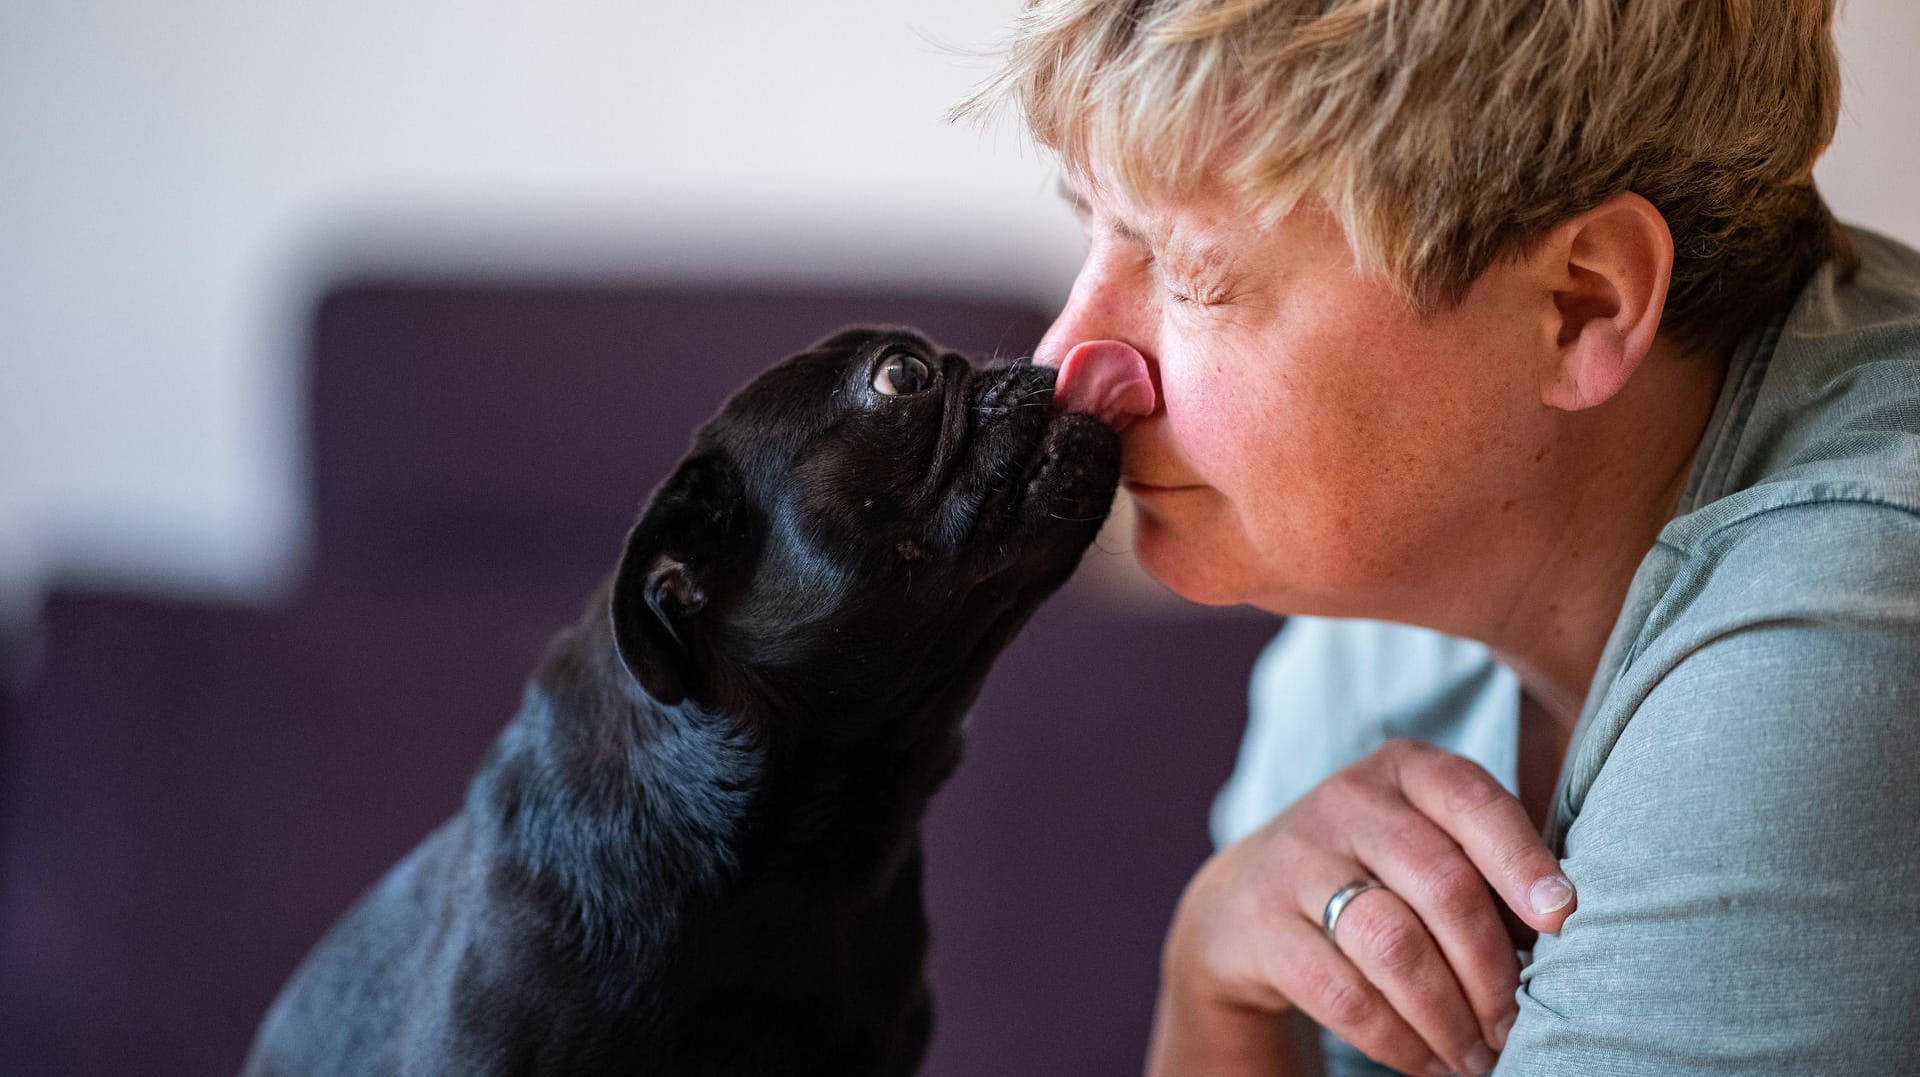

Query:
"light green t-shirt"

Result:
[[1216, 227, 1920, 1075]]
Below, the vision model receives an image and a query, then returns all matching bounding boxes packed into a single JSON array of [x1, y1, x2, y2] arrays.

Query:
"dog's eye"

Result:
[[871, 353, 934, 397]]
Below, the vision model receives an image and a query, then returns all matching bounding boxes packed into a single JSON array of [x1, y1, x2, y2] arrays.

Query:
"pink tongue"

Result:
[[1050, 339, 1156, 430]]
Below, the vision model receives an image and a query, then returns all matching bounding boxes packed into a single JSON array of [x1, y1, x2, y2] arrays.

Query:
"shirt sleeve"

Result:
[[1211, 616, 1520, 850], [1499, 501, 1920, 1074]]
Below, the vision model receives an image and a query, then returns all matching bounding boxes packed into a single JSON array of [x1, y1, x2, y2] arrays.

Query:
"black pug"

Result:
[[243, 326, 1122, 1076]]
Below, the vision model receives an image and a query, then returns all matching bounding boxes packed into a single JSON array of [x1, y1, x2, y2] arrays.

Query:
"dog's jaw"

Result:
[[924, 358, 1121, 572]]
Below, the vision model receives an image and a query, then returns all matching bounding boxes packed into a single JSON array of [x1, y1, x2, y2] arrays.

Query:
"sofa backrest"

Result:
[[308, 281, 1056, 589]]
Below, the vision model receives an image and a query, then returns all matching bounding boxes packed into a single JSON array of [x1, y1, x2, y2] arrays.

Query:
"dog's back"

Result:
[[245, 822, 471, 1075]]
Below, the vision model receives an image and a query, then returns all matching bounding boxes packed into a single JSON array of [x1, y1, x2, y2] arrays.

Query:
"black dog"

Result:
[[242, 326, 1121, 1076]]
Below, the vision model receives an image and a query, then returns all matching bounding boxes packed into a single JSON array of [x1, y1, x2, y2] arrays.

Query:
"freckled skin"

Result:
[[1038, 172, 1724, 727], [1039, 178, 1556, 622]]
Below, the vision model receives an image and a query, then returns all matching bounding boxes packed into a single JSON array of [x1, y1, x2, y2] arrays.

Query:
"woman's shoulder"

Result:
[[1591, 494, 1920, 762], [1560, 479, 1920, 859], [1686, 225, 1920, 521], [1521, 466, 1920, 1074], [1621, 222, 1920, 691]]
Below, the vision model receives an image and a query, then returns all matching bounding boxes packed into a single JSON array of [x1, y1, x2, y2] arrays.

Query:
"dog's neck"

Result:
[[743, 684, 970, 889], [470, 589, 970, 976], [465, 615, 754, 968]]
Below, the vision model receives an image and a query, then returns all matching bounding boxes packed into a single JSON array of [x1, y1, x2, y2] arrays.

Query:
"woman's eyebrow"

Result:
[[1055, 177, 1152, 247], [1054, 176, 1093, 219], [1165, 234, 1239, 277], [1054, 176, 1087, 213]]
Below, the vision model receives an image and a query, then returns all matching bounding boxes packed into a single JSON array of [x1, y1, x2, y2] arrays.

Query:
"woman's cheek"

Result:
[[1161, 363, 1259, 476]]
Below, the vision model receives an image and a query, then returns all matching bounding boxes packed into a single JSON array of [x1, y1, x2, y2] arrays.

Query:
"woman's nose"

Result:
[[1035, 257, 1138, 370], [1035, 309, 1083, 370], [1049, 339, 1156, 429]]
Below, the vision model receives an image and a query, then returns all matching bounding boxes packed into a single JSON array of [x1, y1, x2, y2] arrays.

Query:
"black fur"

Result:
[[242, 326, 1121, 1076]]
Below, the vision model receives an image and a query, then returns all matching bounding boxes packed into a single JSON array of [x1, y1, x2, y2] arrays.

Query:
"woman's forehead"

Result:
[[1061, 169, 1335, 275]]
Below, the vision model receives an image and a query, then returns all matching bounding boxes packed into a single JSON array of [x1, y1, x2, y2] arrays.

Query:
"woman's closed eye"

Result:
[[1163, 272, 1240, 308]]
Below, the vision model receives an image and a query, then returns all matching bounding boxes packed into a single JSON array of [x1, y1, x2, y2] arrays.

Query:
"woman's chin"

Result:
[[1130, 509, 1257, 608]]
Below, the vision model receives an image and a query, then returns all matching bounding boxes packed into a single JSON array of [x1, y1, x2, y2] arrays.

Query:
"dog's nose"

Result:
[[1050, 340, 1156, 431]]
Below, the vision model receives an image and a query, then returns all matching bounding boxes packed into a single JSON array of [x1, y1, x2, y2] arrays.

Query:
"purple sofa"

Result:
[[0, 279, 1280, 1075]]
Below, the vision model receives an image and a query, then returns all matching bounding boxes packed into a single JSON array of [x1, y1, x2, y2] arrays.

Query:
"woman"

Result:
[[962, 1, 1920, 1074]]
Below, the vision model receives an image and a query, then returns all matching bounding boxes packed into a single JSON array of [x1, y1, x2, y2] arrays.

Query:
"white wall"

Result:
[[2, 1, 1915, 621], [1821, 0, 1920, 248]]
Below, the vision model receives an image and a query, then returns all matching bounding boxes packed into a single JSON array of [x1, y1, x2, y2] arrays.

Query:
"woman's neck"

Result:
[[1485, 337, 1728, 773]]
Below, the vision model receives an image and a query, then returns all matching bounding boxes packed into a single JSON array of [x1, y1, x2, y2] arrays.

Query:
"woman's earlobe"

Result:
[[1542, 319, 1631, 411], [1537, 192, 1674, 412]]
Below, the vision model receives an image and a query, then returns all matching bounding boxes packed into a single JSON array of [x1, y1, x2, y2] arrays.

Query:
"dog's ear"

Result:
[[609, 453, 744, 706]]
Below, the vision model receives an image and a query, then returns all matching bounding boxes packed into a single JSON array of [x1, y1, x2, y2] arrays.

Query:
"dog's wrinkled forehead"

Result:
[[692, 326, 963, 526], [709, 325, 941, 448]]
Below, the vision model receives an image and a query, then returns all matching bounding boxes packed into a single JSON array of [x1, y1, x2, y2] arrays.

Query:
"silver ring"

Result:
[[1323, 877, 1388, 941]]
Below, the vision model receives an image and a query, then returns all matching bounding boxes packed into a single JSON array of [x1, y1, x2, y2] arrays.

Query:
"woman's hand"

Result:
[[1145, 739, 1576, 1077]]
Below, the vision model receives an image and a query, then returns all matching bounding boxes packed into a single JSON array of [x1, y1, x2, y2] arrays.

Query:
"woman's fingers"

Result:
[[1255, 912, 1452, 1077], [1294, 740, 1563, 1064], [1314, 875, 1504, 1075], [1159, 740, 1573, 1075], [1348, 820, 1524, 1062], [1387, 739, 1578, 935]]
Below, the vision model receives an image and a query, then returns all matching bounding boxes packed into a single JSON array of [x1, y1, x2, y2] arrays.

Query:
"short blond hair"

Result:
[[959, 0, 1852, 353]]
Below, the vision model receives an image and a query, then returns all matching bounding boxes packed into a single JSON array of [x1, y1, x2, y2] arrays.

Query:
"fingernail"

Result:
[[1493, 1012, 1515, 1050], [1463, 1042, 1497, 1074], [1530, 874, 1574, 915]]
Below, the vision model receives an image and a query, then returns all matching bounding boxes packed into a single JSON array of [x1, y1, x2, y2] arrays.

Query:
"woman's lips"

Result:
[[1122, 477, 1199, 495]]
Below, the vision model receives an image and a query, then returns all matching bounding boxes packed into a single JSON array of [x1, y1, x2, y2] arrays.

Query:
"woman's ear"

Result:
[[1534, 191, 1674, 411]]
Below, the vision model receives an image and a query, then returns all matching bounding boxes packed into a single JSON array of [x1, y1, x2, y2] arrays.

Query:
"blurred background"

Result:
[[1, 2, 1915, 1074]]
